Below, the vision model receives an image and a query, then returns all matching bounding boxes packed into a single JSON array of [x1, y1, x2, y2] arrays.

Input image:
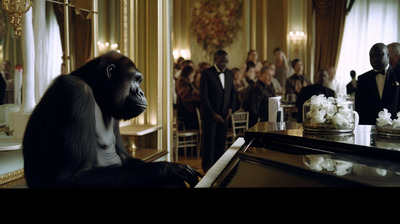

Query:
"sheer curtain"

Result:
[[33, 0, 63, 102], [336, 0, 400, 89]]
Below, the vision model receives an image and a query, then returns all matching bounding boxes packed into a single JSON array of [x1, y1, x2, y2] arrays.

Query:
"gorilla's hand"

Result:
[[165, 163, 203, 188]]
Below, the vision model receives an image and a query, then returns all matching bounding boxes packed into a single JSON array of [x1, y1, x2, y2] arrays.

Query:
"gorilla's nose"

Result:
[[138, 89, 145, 97]]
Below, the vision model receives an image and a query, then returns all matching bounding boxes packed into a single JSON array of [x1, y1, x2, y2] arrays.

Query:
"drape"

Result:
[[313, 0, 347, 82], [72, 10, 92, 68], [53, 4, 92, 71]]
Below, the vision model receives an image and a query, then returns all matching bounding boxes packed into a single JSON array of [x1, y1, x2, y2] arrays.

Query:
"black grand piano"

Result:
[[196, 122, 400, 187]]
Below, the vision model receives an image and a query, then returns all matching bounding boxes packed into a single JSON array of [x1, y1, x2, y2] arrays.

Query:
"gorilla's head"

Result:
[[73, 51, 147, 120]]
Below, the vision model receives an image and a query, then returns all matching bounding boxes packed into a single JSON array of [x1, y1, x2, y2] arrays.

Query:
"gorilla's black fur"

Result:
[[23, 51, 201, 188]]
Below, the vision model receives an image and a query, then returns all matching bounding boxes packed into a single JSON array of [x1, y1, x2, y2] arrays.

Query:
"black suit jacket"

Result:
[[346, 81, 357, 95], [200, 66, 236, 121], [355, 67, 400, 125], [295, 84, 335, 123], [247, 80, 276, 127], [0, 73, 6, 105]]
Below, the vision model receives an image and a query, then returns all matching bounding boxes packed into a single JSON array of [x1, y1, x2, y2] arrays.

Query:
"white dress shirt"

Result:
[[214, 64, 225, 89], [375, 65, 389, 99]]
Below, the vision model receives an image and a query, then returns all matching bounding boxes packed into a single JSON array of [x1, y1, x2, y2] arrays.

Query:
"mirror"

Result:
[[0, 0, 100, 107], [0, 4, 23, 106]]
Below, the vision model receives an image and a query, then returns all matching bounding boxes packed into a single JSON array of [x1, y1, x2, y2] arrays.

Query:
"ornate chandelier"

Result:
[[1, 0, 33, 37]]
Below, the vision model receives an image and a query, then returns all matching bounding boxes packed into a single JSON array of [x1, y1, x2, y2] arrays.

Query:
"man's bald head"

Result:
[[369, 43, 389, 71]]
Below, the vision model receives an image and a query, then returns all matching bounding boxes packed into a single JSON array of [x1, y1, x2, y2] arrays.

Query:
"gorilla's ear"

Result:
[[106, 64, 116, 79]]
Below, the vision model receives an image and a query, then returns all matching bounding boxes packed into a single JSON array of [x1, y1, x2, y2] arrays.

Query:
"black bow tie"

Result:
[[374, 70, 385, 76]]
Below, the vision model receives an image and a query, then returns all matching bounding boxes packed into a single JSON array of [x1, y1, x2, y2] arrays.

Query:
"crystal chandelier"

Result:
[[1, 0, 33, 37]]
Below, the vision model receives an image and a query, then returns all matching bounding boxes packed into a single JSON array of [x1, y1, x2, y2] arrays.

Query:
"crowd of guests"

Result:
[[174, 42, 400, 172], [173, 47, 340, 132]]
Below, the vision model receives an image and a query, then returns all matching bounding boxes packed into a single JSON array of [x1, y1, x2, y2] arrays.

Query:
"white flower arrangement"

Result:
[[303, 155, 353, 176], [376, 109, 400, 127], [305, 93, 354, 128]]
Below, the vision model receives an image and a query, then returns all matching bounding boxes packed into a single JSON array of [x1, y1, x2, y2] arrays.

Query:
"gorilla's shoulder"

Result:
[[50, 74, 94, 97], [37, 75, 95, 109]]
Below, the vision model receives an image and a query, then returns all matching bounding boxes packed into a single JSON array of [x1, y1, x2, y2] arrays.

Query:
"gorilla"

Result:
[[22, 51, 202, 188]]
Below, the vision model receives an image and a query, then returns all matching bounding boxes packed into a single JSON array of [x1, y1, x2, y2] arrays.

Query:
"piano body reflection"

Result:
[[196, 122, 400, 187]]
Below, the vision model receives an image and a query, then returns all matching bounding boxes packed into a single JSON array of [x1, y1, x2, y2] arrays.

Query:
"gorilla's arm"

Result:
[[67, 120, 202, 188], [62, 80, 201, 188], [23, 75, 98, 187], [72, 161, 201, 188]]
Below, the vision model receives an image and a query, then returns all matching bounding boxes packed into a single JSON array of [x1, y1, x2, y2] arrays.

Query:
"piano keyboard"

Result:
[[195, 137, 245, 188]]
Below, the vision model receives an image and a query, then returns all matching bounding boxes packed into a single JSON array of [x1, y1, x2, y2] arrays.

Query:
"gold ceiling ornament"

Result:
[[1, 0, 33, 37]]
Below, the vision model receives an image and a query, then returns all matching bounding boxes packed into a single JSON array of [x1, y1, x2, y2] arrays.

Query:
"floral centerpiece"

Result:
[[303, 155, 353, 176], [376, 109, 400, 127], [303, 93, 357, 133], [376, 109, 400, 137], [190, 0, 243, 58]]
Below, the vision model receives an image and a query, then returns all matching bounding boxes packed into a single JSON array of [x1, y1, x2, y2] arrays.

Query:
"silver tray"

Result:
[[376, 125, 400, 138]]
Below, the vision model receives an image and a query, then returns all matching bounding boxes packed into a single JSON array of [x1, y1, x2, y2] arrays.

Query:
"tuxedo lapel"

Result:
[[224, 70, 231, 90], [366, 70, 380, 101], [382, 67, 399, 99], [381, 68, 400, 114], [211, 66, 224, 90]]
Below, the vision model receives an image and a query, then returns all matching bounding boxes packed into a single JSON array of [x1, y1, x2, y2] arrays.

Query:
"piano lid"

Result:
[[245, 122, 400, 163], [213, 142, 400, 187], [206, 122, 400, 187]]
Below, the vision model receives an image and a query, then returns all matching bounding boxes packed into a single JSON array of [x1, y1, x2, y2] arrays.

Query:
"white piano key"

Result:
[[195, 137, 245, 188]]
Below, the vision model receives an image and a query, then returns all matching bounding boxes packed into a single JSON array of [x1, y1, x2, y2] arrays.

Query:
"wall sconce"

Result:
[[97, 41, 120, 55], [288, 31, 306, 57], [173, 49, 191, 61]]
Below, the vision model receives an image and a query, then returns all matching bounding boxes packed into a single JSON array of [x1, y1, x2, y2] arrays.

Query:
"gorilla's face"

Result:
[[96, 52, 147, 120], [115, 62, 147, 120]]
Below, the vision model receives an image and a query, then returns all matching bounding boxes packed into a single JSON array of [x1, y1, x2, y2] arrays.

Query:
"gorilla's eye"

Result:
[[135, 72, 143, 84], [130, 72, 144, 97]]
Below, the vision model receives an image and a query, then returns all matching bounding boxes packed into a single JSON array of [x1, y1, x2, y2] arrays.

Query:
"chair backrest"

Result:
[[231, 111, 249, 139], [173, 108, 185, 132]]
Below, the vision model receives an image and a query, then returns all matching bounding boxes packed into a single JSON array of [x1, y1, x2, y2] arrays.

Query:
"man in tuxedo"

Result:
[[295, 69, 335, 123], [346, 70, 357, 95], [355, 43, 400, 125], [200, 50, 236, 173]]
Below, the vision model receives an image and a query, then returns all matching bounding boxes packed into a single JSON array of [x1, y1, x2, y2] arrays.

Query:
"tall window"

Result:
[[336, 0, 400, 88]]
